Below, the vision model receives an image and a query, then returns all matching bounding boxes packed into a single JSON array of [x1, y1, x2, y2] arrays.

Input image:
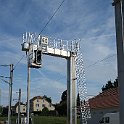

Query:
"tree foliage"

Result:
[[55, 101, 67, 116], [102, 78, 118, 92], [43, 95, 52, 103], [56, 90, 67, 116], [61, 90, 67, 102], [55, 90, 81, 116], [1, 107, 8, 116], [0, 106, 2, 114], [42, 107, 49, 112], [77, 93, 80, 107]]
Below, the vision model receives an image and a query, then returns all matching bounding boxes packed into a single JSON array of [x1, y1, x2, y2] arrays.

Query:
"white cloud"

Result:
[[0, 0, 118, 105], [29, 73, 66, 103]]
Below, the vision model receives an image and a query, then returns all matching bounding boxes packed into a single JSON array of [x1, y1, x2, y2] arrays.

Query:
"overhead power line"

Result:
[[39, 0, 66, 34], [13, 55, 25, 70], [34, 54, 117, 84], [86, 54, 117, 69], [11, 0, 66, 70]]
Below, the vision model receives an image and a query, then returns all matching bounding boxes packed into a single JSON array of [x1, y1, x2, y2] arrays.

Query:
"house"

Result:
[[15, 102, 26, 114], [87, 87, 119, 124], [30, 96, 55, 113]]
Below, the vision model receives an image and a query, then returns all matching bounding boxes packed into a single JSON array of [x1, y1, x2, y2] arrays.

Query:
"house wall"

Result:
[[33, 98, 43, 111], [42, 99, 55, 111], [16, 105, 26, 114], [87, 107, 118, 124], [31, 98, 55, 112]]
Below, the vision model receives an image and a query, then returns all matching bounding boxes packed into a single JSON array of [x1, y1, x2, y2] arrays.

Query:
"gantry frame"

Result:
[[22, 33, 79, 124]]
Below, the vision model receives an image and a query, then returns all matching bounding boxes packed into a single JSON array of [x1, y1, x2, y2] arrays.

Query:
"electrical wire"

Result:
[[82, 34, 115, 41], [1, 0, 115, 75], [39, 0, 66, 34], [0, 0, 116, 72], [10, 0, 66, 70], [86, 54, 117, 69], [33, 54, 117, 85], [13, 55, 25, 70]]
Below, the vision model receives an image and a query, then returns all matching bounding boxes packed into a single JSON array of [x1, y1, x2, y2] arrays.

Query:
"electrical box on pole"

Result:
[[28, 44, 42, 68], [21, 42, 29, 51], [21, 33, 43, 68]]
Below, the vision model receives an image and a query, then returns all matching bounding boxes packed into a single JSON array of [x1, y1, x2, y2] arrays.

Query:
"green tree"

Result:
[[42, 107, 49, 113], [77, 93, 80, 107], [107, 80, 114, 89], [102, 79, 118, 92], [61, 90, 67, 102], [55, 101, 67, 116], [102, 85, 106, 91], [0, 106, 2, 114], [2, 107, 8, 116], [56, 90, 81, 116], [114, 78, 118, 87], [56, 90, 67, 116], [43, 95, 52, 103]]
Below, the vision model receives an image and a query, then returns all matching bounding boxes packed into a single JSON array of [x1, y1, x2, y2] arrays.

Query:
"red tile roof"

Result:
[[89, 88, 119, 109]]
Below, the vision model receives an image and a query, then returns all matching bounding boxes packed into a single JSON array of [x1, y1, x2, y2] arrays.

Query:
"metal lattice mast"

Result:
[[75, 52, 91, 124]]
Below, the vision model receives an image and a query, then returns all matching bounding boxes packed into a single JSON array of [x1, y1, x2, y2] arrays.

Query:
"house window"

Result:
[[36, 104, 39, 107], [43, 99, 44, 102], [42, 104, 45, 108], [99, 117, 104, 123], [37, 99, 39, 102], [105, 117, 109, 123]]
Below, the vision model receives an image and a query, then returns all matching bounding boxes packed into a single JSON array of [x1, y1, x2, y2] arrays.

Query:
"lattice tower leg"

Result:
[[75, 52, 91, 124]]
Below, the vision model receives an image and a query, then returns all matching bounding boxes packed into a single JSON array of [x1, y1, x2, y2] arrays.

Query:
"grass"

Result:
[[0, 116, 16, 124], [0, 116, 80, 124], [33, 116, 66, 124]]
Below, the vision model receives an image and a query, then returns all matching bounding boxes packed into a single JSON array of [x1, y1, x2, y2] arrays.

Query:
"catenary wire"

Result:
[[13, 55, 25, 70], [85, 53, 116, 69], [11, 0, 66, 69], [39, 0, 66, 34], [33, 53, 117, 86]]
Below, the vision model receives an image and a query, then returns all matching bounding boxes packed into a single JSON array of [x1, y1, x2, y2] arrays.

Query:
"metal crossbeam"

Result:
[[21, 32, 90, 124]]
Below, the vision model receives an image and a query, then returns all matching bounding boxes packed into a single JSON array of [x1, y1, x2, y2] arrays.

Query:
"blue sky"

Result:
[[0, 0, 117, 106]]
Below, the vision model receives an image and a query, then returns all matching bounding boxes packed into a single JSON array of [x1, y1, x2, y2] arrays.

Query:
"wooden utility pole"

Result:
[[113, 0, 124, 124]]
